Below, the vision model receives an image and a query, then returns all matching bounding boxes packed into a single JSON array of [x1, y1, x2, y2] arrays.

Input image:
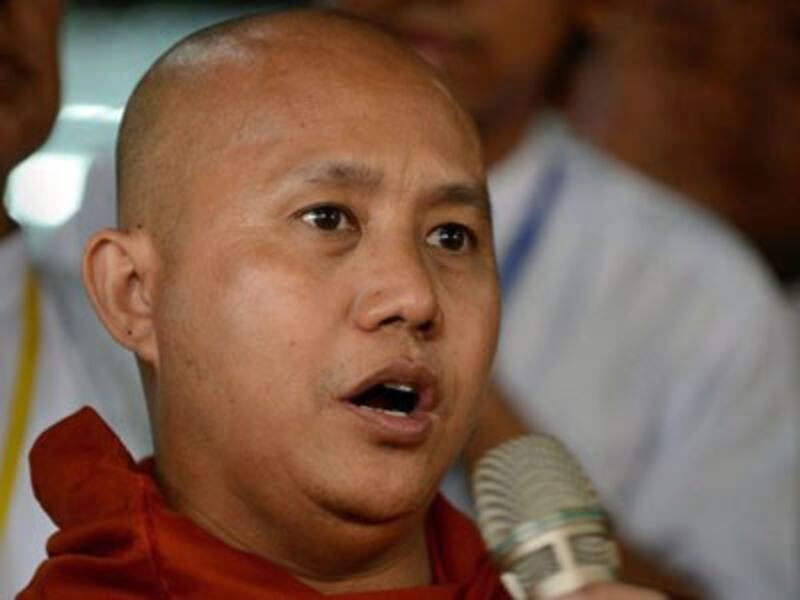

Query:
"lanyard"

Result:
[[499, 158, 566, 299], [0, 269, 41, 541]]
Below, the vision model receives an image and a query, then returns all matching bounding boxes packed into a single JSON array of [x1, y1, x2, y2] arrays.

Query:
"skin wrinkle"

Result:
[[291, 160, 490, 222]]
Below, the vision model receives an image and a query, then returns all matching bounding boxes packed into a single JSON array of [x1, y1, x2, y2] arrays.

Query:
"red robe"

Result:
[[18, 408, 509, 599]]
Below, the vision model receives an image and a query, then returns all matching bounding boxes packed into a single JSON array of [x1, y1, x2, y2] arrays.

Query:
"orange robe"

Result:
[[18, 408, 509, 599]]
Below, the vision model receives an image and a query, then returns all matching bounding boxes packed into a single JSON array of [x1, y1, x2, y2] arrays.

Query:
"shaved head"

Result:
[[116, 9, 475, 252]]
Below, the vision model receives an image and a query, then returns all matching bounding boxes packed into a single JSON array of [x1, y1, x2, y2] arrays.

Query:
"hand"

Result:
[[557, 582, 668, 599]]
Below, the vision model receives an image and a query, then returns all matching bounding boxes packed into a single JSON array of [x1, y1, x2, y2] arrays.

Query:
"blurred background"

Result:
[[2, 1, 798, 598], [9, 0, 799, 287], [7, 0, 306, 230]]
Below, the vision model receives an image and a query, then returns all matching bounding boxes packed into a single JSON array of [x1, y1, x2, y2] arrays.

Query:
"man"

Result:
[[20, 9, 662, 599], [570, 0, 800, 288], [0, 4, 63, 579], [331, 1, 800, 598], [0, 0, 150, 595]]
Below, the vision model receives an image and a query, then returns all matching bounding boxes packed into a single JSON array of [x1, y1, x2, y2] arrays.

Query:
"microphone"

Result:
[[472, 435, 620, 599]]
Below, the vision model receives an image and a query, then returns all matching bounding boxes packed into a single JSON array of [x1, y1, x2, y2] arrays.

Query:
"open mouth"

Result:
[[342, 365, 438, 443], [350, 383, 420, 417]]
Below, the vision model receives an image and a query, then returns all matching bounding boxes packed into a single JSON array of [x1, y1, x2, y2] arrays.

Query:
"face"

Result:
[[330, 0, 573, 122], [150, 46, 500, 536], [0, 0, 62, 176]]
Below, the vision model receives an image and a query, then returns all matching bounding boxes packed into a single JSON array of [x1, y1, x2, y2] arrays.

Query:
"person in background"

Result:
[[0, 0, 149, 595], [569, 0, 800, 304], [20, 9, 664, 599], [331, 1, 800, 598]]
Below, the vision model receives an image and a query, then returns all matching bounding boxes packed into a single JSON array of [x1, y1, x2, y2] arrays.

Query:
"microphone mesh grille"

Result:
[[473, 435, 603, 552], [571, 534, 612, 565]]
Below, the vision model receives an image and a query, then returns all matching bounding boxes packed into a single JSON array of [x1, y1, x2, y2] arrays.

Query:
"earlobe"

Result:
[[82, 228, 160, 367]]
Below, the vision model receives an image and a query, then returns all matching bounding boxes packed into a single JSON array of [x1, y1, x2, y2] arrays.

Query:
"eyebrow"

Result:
[[297, 160, 384, 189], [291, 159, 491, 220], [431, 182, 493, 223]]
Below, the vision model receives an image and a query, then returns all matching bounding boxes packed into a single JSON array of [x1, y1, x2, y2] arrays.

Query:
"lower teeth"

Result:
[[360, 406, 409, 418]]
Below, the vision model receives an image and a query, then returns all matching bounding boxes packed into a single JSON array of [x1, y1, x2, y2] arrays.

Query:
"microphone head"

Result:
[[473, 435, 619, 599]]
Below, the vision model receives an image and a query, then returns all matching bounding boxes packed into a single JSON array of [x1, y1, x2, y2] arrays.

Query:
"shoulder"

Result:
[[500, 120, 798, 423], [535, 123, 787, 318]]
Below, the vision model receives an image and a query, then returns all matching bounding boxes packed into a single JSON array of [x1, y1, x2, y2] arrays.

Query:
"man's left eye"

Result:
[[426, 223, 473, 252], [300, 205, 353, 232]]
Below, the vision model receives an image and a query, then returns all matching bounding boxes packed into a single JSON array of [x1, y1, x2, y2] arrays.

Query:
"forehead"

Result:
[[173, 41, 482, 180]]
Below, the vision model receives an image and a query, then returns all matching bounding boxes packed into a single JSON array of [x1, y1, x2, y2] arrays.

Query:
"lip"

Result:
[[341, 361, 440, 446]]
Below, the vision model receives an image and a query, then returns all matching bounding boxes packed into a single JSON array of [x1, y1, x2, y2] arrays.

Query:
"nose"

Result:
[[350, 238, 441, 337]]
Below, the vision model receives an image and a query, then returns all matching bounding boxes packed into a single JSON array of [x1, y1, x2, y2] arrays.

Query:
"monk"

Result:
[[19, 10, 663, 599]]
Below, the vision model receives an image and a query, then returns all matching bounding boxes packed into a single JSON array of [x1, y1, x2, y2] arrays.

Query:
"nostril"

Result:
[[378, 315, 405, 328], [375, 315, 435, 335], [417, 319, 435, 334], [351, 272, 440, 332]]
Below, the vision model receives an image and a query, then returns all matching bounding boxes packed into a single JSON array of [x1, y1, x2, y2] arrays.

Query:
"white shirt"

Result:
[[0, 154, 150, 597], [448, 116, 799, 599]]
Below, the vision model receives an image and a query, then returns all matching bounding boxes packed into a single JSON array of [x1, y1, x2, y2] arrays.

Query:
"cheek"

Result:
[[209, 247, 319, 339], [161, 247, 332, 396], [442, 280, 500, 391], [157, 258, 333, 454], [444, 265, 500, 339]]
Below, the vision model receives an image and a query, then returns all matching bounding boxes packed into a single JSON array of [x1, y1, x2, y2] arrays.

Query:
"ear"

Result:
[[82, 228, 160, 368]]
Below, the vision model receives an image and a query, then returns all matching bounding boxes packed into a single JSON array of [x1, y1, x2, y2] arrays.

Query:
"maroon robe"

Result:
[[19, 408, 509, 599]]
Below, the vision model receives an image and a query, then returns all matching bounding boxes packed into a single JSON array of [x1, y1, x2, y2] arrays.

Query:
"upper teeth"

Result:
[[384, 383, 415, 393]]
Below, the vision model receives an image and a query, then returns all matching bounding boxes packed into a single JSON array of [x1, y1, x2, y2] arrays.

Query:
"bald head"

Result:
[[116, 9, 475, 248]]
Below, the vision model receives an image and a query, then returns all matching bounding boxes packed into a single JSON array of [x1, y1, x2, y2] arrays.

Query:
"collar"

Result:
[[24, 407, 507, 599]]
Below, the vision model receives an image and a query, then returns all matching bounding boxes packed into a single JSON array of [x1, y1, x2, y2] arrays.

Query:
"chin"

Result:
[[320, 478, 436, 527]]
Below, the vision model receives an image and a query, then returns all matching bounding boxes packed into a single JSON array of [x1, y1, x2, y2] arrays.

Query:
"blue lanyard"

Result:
[[499, 158, 566, 298]]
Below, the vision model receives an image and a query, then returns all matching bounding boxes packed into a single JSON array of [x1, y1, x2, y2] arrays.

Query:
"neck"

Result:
[[157, 466, 433, 594], [475, 93, 542, 169], [566, 56, 656, 175], [567, 55, 743, 216], [295, 522, 431, 594]]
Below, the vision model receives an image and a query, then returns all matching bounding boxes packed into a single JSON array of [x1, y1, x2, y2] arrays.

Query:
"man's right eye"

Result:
[[299, 205, 354, 232]]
